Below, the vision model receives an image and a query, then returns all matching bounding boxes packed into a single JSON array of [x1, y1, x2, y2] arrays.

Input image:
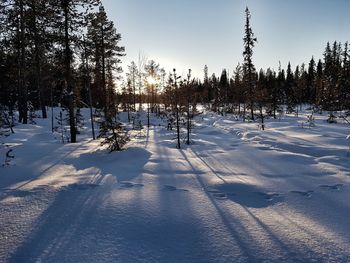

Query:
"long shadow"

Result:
[[178, 148, 259, 262], [241, 206, 302, 260], [64, 146, 151, 184], [0, 140, 96, 201], [8, 146, 152, 262], [188, 148, 228, 184], [144, 126, 150, 148], [8, 183, 105, 262]]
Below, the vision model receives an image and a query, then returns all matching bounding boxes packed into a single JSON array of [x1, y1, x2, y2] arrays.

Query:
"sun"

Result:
[[147, 76, 156, 85]]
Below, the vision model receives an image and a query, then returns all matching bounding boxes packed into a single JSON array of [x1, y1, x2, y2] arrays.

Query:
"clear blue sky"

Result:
[[101, 0, 350, 79]]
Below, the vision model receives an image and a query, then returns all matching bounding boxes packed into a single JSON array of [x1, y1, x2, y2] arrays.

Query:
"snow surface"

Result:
[[0, 108, 350, 262]]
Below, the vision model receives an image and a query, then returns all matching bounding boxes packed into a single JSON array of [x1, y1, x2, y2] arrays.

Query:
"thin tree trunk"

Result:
[[63, 0, 76, 143], [83, 36, 96, 140], [18, 0, 28, 124], [32, 1, 47, 119], [101, 24, 108, 120]]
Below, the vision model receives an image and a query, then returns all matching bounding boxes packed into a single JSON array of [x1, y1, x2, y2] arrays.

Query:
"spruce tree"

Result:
[[340, 42, 350, 110], [315, 59, 323, 107], [242, 7, 257, 120], [307, 57, 316, 104], [219, 69, 229, 111], [285, 62, 295, 113]]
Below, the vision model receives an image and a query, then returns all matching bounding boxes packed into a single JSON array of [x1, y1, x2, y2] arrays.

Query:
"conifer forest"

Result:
[[0, 1, 350, 262]]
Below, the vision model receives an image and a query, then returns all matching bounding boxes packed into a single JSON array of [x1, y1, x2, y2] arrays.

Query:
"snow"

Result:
[[0, 107, 350, 262]]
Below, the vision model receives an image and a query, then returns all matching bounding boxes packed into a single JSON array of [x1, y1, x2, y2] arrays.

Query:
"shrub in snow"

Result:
[[327, 112, 337, 123], [302, 113, 315, 129], [54, 110, 69, 143], [132, 113, 143, 130], [28, 101, 38, 124], [0, 108, 14, 136], [75, 108, 85, 134], [1, 143, 14, 167], [98, 117, 129, 152]]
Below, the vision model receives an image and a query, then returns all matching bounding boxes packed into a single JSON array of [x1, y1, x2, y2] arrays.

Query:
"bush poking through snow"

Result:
[[0, 109, 14, 136], [1, 144, 14, 167], [54, 110, 69, 143], [28, 101, 38, 124], [327, 112, 337, 123], [75, 108, 85, 134], [98, 117, 129, 152], [301, 113, 315, 129]]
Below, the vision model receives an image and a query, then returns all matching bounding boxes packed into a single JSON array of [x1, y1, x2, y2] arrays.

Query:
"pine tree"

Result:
[[86, 5, 125, 121], [53, 0, 101, 143], [27, 0, 53, 119], [127, 61, 138, 112], [98, 116, 129, 152], [144, 60, 160, 114], [232, 63, 244, 114], [256, 69, 268, 129], [2, 0, 28, 124]]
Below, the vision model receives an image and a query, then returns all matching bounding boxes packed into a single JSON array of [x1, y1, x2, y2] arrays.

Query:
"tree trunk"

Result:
[[101, 24, 107, 120], [63, 0, 76, 143], [18, 0, 28, 124], [32, 0, 47, 119]]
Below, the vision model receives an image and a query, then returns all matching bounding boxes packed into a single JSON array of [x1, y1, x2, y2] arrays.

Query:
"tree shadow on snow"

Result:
[[210, 183, 284, 208], [64, 146, 151, 183], [8, 147, 151, 262]]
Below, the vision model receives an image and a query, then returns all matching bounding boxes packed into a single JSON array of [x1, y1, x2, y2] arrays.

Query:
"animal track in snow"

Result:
[[119, 181, 144, 188], [257, 192, 281, 201], [290, 190, 314, 198], [319, 184, 343, 190], [67, 183, 100, 190], [163, 185, 189, 192], [212, 192, 227, 199], [207, 189, 235, 200]]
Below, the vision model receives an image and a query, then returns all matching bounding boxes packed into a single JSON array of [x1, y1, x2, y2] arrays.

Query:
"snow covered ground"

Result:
[[0, 108, 350, 262]]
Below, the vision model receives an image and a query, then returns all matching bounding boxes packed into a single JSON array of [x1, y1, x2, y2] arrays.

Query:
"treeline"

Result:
[[119, 8, 350, 124], [189, 40, 350, 117], [121, 41, 350, 121], [1, 4, 349, 145], [0, 0, 124, 142]]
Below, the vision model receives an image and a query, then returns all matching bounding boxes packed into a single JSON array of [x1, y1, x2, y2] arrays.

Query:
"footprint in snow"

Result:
[[212, 192, 227, 199], [163, 185, 189, 192], [257, 146, 271, 151], [69, 183, 100, 190], [290, 190, 314, 198], [319, 184, 343, 190], [119, 181, 144, 188], [207, 189, 235, 200], [257, 192, 281, 201]]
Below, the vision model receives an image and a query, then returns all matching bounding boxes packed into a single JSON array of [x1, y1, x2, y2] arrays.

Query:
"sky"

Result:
[[101, 0, 350, 79]]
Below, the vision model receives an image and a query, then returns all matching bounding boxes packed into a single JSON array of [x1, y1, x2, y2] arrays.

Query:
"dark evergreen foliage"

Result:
[[98, 117, 129, 152]]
